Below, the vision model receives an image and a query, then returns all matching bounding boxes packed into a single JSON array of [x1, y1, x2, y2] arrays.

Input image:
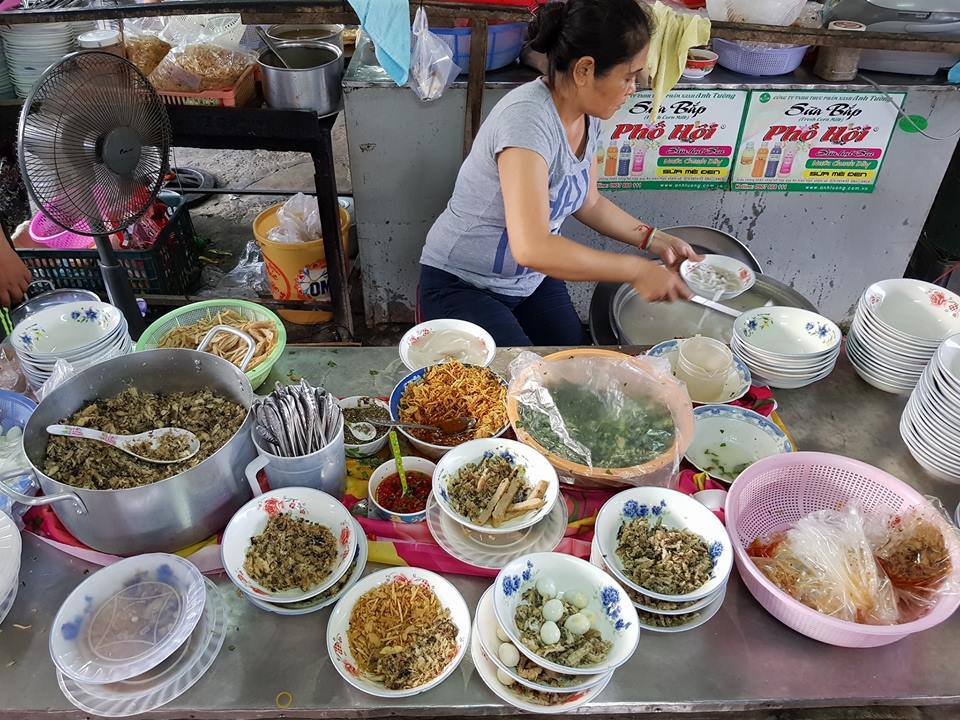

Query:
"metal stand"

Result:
[[94, 236, 146, 337]]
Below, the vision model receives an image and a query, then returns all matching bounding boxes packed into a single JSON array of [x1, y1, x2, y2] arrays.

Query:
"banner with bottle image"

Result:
[[732, 90, 905, 193], [596, 89, 749, 191]]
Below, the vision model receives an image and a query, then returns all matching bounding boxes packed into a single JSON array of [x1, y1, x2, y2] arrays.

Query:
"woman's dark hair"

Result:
[[528, 0, 653, 83]]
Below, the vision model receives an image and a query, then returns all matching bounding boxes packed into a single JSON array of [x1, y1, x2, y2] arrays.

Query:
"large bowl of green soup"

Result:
[[506, 349, 694, 488]]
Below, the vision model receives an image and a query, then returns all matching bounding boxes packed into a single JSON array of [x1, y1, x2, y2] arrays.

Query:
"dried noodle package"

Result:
[[507, 351, 693, 488], [149, 44, 254, 92]]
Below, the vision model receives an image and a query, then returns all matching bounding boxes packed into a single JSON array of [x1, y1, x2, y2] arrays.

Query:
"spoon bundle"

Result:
[[252, 379, 342, 457]]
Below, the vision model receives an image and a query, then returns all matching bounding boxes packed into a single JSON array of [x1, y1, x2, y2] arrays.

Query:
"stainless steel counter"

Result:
[[2, 346, 959, 719]]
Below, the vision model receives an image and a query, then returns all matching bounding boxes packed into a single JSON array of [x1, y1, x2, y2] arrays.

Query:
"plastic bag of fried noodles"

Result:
[[408, 7, 461, 102], [506, 350, 693, 489]]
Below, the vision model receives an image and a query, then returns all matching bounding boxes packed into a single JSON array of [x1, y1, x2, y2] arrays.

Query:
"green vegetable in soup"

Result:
[[519, 380, 675, 468]]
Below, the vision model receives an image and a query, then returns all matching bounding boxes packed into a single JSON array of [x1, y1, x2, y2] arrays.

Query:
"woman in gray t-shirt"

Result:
[[419, 0, 700, 346]]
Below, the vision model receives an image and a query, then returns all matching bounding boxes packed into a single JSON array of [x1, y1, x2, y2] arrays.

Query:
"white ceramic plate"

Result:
[[685, 404, 793, 483], [594, 487, 732, 603], [493, 552, 639, 676], [851, 314, 937, 360], [634, 584, 727, 634], [433, 438, 559, 535], [399, 318, 496, 371], [326, 567, 471, 698], [12, 302, 123, 356], [734, 306, 841, 357], [49, 554, 206, 685], [862, 279, 960, 343], [245, 520, 369, 616], [221, 488, 357, 604], [647, 339, 751, 404], [57, 578, 227, 716], [426, 491, 568, 571], [474, 587, 608, 694], [680, 254, 756, 300], [470, 627, 613, 714]]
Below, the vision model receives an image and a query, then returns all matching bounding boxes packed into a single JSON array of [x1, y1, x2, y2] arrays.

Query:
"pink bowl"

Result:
[[726, 451, 960, 647]]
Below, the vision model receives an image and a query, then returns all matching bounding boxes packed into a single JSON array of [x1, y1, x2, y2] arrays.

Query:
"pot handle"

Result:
[[244, 454, 270, 497], [0, 469, 87, 515], [197, 325, 257, 372]]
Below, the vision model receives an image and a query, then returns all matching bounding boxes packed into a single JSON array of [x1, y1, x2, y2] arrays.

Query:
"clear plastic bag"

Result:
[[124, 18, 172, 76], [266, 193, 322, 244], [198, 240, 270, 298], [37, 359, 76, 403], [407, 7, 461, 102], [751, 504, 900, 625], [149, 43, 254, 92], [507, 351, 693, 488], [706, 0, 807, 26]]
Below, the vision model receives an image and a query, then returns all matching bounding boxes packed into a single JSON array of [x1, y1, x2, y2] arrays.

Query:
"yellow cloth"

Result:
[[646, 1, 711, 122]]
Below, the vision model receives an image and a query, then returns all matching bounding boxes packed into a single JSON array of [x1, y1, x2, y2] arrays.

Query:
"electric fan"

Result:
[[18, 51, 172, 336]]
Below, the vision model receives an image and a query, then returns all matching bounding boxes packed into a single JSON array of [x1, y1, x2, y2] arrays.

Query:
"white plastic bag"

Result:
[[407, 7, 461, 102], [37, 359, 76, 403], [706, 0, 807, 26], [266, 193, 323, 244]]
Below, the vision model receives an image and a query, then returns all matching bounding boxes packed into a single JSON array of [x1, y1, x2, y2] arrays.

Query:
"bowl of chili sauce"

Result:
[[368, 456, 436, 523]]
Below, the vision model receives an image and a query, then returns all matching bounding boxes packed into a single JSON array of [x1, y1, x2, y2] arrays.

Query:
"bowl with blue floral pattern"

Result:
[[493, 552, 639, 676], [734, 306, 841, 359], [595, 487, 732, 603]]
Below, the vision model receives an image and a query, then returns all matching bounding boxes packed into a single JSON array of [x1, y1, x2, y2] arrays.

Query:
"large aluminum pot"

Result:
[[0, 349, 256, 555], [258, 40, 343, 116], [266, 23, 344, 51]]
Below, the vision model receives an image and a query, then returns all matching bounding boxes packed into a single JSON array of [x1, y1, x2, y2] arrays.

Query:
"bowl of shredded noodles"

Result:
[[389, 361, 509, 459], [680, 254, 756, 300], [136, 300, 286, 390], [326, 567, 471, 697]]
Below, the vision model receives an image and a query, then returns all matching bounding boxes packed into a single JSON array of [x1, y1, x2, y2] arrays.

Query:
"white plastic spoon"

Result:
[[46, 424, 201, 464]]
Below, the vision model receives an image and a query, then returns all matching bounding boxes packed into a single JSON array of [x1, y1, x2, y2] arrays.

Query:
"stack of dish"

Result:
[[221, 488, 361, 615], [594, 488, 732, 633], [0, 511, 21, 627], [848, 279, 960, 395], [731, 306, 841, 389], [50, 553, 226, 716], [10, 301, 132, 390], [0, 40, 14, 100], [427, 438, 566, 570], [900, 333, 960, 483], [684, 404, 793, 484], [473, 552, 638, 712], [0, 23, 76, 98], [326, 567, 471, 697]]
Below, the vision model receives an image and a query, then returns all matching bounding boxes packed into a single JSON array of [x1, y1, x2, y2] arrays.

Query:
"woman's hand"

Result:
[[630, 259, 692, 302], [0, 240, 31, 309], [649, 230, 703, 270]]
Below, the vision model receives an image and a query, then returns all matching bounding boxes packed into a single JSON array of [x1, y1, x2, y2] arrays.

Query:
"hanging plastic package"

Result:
[[408, 6, 461, 102]]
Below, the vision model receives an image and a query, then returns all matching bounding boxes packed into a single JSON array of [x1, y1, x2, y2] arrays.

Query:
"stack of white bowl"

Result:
[[848, 279, 960, 395], [50, 553, 226, 716], [0, 23, 76, 98], [9, 301, 132, 390], [731, 306, 841, 389], [0, 511, 21, 627], [221, 488, 367, 616], [901, 333, 960, 483], [594, 488, 733, 633], [0, 40, 14, 100]]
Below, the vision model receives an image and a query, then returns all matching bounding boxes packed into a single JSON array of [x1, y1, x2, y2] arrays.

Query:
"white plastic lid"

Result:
[[49, 554, 206, 684], [77, 29, 121, 48]]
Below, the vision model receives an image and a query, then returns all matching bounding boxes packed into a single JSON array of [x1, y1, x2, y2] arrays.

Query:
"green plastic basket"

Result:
[[136, 299, 286, 390]]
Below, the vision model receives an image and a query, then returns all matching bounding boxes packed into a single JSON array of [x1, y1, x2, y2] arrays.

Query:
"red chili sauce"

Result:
[[375, 471, 432, 515]]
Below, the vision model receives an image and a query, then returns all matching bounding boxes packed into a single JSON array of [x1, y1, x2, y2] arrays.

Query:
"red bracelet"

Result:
[[639, 224, 656, 251]]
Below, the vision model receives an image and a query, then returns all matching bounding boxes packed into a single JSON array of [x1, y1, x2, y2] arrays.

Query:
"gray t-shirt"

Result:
[[420, 79, 600, 297]]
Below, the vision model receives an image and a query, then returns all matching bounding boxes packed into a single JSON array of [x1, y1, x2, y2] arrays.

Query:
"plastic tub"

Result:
[[28, 211, 93, 250], [432, 22, 526, 72], [713, 38, 808, 76], [725, 452, 960, 647]]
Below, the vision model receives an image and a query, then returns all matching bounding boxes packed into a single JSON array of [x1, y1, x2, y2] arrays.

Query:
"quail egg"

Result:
[[564, 612, 590, 636], [536, 578, 556, 599], [498, 642, 520, 667], [496, 626, 510, 643], [569, 591, 589, 609], [539, 620, 561, 645], [542, 598, 564, 622], [580, 609, 598, 628], [496, 669, 515, 686]]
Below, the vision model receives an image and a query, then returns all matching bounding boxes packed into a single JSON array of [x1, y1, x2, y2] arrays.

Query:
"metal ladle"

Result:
[[47, 425, 200, 464], [256, 26, 292, 68], [347, 417, 477, 443]]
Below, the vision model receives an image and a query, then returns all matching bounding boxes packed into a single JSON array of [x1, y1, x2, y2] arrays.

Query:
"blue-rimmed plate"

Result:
[[493, 552, 639, 676], [685, 404, 793, 484], [594, 487, 732, 603], [647, 339, 751, 404]]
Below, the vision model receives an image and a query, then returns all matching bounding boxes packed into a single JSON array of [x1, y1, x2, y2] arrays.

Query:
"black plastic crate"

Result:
[[17, 205, 202, 295]]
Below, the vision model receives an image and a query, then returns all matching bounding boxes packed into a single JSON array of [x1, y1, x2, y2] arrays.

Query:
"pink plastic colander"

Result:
[[726, 451, 960, 647], [29, 212, 93, 250]]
